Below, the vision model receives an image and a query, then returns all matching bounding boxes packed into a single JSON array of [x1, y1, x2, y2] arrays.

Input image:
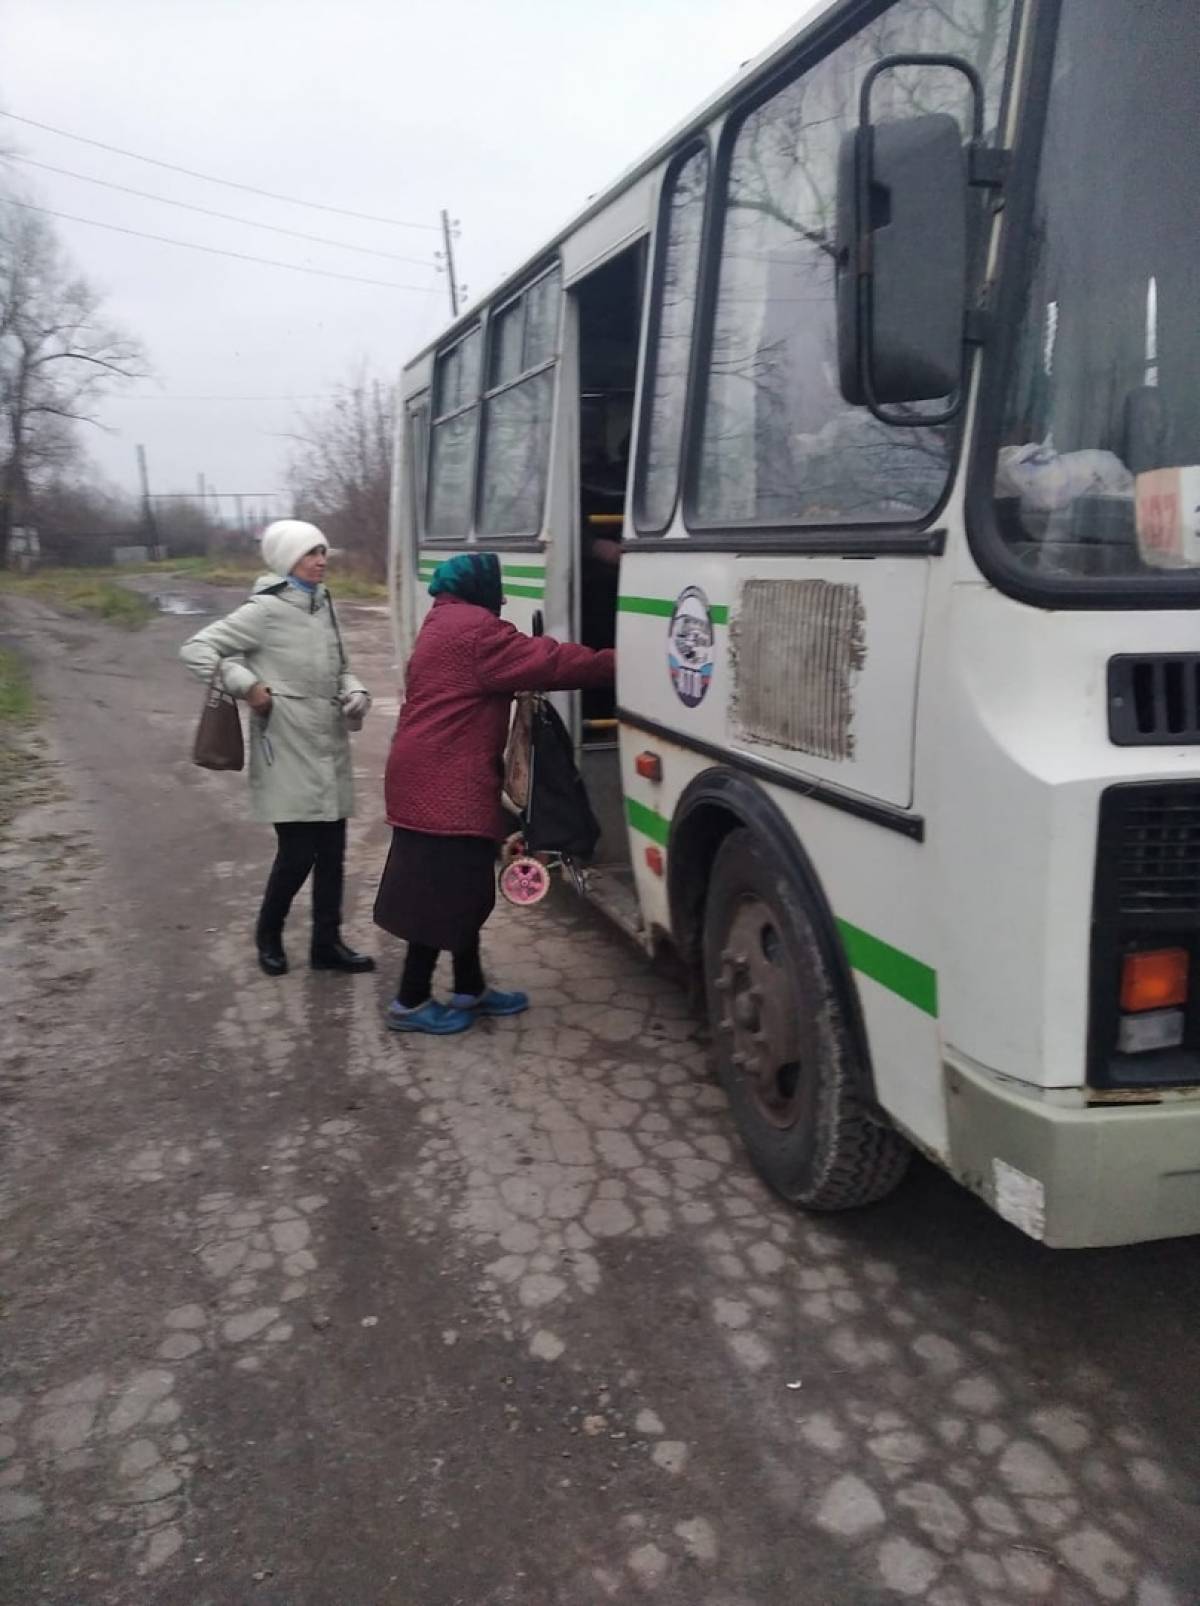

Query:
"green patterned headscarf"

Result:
[[428, 552, 502, 615]]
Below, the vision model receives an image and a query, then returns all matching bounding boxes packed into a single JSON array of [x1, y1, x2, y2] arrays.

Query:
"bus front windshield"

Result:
[[995, 0, 1200, 585]]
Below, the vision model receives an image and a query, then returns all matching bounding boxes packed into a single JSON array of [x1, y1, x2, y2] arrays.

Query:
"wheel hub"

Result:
[[717, 898, 804, 1130]]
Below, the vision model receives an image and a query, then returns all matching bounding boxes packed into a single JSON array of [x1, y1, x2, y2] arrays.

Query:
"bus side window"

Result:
[[428, 327, 482, 538], [635, 145, 710, 534], [406, 396, 429, 542], [691, 0, 1015, 533], [478, 266, 562, 539]]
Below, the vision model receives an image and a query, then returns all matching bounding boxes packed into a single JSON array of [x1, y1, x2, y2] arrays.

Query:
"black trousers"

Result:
[[257, 820, 346, 950], [397, 937, 486, 1009]]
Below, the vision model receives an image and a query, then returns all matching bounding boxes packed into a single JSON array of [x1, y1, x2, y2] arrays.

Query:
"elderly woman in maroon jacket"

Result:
[[375, 552, 615, 1035]]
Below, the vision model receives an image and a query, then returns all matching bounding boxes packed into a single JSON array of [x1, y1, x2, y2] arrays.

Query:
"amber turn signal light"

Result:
[[635, 751, 662, 782], [1120, 948, 1189, 1013]]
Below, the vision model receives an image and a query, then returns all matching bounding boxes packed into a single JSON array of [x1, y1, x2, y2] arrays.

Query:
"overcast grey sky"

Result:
[[3, 0, 807, 514]]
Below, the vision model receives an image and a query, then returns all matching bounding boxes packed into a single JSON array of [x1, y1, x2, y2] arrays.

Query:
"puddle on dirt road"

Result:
[[154, 595, 209, 617]]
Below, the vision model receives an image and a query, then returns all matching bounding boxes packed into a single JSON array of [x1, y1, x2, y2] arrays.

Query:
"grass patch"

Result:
[[0, 645, 34, 725], [0, 645, 54, 835], [0, 557, 388, 615], [327, 572, 389, 603], [0, 567, 154, 629], [148, 555, 388, 602], [326, 574, 387, 603]]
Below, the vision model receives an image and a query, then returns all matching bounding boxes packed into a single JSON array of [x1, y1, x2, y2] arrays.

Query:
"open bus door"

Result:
[[570, 242, 646, 931]]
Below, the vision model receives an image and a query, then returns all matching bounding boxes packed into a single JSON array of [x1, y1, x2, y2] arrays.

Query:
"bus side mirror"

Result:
[[837, 112, 968, 418]]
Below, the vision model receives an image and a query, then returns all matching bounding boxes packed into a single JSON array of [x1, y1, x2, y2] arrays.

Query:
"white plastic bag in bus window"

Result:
[[997, 443, 1133, 514]]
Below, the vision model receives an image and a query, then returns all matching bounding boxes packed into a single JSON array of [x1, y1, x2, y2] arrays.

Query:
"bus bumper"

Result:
[[944, 1057, 1200, 1248]]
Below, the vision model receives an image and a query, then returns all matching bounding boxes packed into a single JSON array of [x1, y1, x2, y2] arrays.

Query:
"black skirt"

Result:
[[373, 828, 497, 951]]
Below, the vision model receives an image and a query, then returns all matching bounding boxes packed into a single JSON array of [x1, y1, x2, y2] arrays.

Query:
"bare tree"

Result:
[[33, 470, 138, 537], [286, 371, 395, 578], [152, 497, 224, 557], [0, 197, 147, 556]]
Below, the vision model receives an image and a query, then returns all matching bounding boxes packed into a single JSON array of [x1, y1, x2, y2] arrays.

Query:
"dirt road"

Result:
[[1, 582, 1198, 1605]]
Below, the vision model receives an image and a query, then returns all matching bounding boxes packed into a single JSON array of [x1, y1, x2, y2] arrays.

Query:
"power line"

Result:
[[0, 197, 433, 290], [0, 108, 440, 231], [5, 153, 436, 267]]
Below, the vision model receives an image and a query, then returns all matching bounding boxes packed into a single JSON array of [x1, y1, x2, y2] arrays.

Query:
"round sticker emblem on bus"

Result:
[[667, 586, 716, 708]]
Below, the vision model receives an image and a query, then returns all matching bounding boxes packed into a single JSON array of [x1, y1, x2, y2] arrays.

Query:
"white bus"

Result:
[[390, 0, 1200, 1248]]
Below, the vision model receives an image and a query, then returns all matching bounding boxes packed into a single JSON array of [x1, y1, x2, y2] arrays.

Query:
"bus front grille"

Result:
[[1114, 787, 1200, 918]]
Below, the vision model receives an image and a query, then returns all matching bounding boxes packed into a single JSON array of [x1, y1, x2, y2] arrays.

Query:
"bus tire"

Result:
[[702, 827, 910, 1211]]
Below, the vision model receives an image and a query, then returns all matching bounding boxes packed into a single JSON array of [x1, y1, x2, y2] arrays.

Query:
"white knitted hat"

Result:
[[261, 519, 327, 577]]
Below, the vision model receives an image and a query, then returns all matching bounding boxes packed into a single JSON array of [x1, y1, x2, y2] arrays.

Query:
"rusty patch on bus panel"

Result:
[[731, 579, 865, 761]]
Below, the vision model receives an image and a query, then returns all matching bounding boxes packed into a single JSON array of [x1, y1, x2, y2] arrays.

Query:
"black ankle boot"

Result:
[[310, 939, 375, 974], [257, 936, 288, 977]]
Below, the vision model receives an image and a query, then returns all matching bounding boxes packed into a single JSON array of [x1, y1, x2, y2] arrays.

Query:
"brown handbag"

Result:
[[192, 667, 245, 771]]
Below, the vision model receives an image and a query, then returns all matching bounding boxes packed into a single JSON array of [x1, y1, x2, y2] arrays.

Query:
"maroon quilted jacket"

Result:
[[385, 595, 615, 840]]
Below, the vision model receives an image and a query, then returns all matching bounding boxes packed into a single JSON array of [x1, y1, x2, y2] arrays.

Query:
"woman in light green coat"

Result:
[[181, 520, 375, 977]]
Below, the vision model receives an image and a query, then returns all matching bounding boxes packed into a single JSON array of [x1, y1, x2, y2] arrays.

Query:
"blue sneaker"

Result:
[[386, 999, 474, 1035], [450, 987, 530, 1017]]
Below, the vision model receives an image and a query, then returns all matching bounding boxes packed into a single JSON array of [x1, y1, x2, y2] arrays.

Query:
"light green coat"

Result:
[[180, 575, 369, 824]]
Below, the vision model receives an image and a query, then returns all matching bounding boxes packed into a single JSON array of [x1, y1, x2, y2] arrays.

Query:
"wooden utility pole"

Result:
[[136, 445, 158, 544], [440, 209, 460, 318]]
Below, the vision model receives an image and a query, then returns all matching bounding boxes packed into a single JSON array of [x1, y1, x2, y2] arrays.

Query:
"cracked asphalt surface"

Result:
[[1, 581, 1199, 1605]]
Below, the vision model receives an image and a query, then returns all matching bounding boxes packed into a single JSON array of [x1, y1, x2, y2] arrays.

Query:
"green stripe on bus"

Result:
[[836, 918, 939, 1018], [417, 562, 544, 580], [625, 796, 670, 846], [622, 796, 937, 1016], [617, 594, 673, 618], [619, 595, 729, 625]]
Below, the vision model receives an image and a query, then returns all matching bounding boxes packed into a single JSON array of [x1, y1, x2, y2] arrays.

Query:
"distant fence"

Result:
[[14, 530, 251, 568], [34, 532, 145, 568], [112, 545, 168, 565], [31, 534, 211, 567]]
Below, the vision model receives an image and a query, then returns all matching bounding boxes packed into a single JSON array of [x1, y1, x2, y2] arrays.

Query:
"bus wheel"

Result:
[[702, 828, 909, 1211]]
